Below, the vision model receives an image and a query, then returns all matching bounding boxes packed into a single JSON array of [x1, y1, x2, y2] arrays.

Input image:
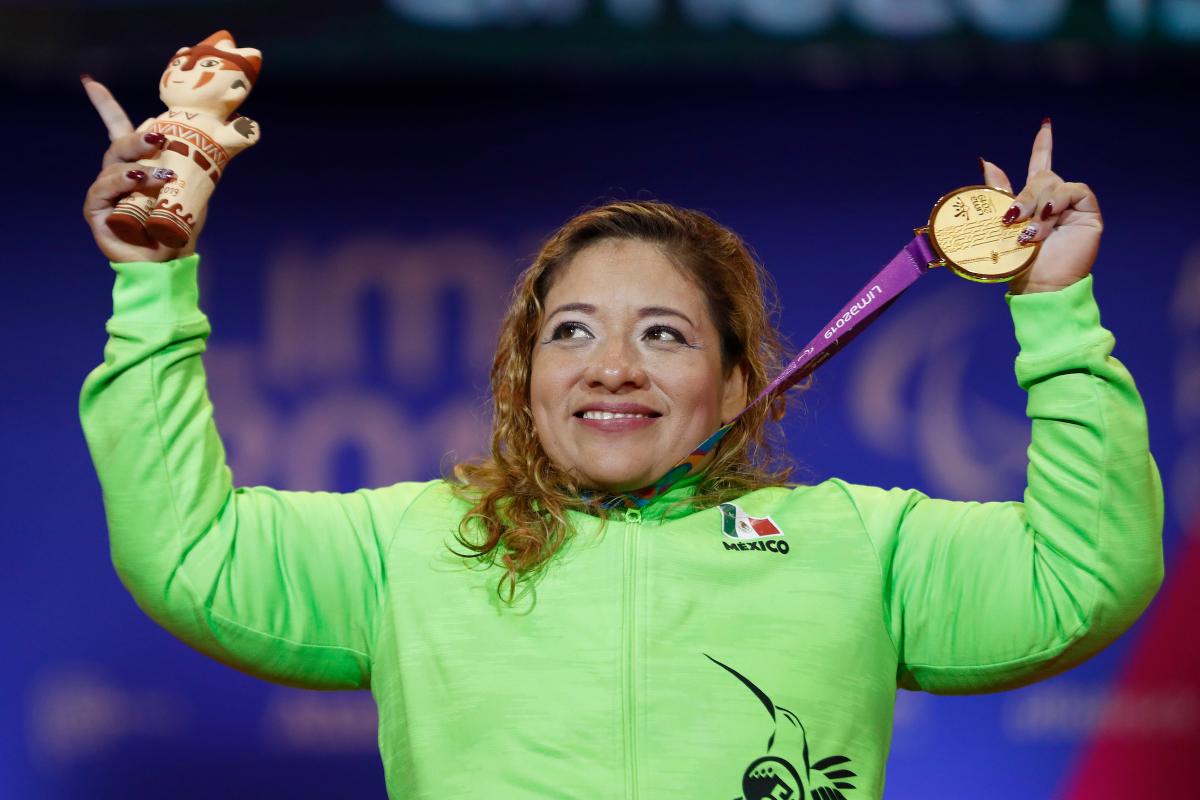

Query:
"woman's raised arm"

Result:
[[843, 273, 1164, 692], [79, 81, 427, 690], [842, 124, 1163, 692]]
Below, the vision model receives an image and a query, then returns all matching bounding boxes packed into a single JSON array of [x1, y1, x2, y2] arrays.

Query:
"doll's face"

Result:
[[159, 53, 251, 111]]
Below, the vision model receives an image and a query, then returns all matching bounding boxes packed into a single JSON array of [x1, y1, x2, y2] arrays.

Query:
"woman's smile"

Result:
[[574, 401, 663, 431]]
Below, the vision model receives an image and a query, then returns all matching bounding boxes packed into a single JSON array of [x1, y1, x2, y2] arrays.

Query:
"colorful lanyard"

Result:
[[603, 234, 939, 509]]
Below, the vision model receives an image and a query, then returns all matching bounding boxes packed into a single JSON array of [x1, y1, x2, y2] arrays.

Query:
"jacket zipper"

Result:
[[622, 507, 643, 799]]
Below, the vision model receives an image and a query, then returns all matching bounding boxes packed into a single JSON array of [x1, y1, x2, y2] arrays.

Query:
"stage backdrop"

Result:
[[1, 6, 1198, 800]]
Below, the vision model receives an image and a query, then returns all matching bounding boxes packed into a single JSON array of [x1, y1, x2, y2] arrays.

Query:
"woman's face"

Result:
[[530, 238, 747, 493]]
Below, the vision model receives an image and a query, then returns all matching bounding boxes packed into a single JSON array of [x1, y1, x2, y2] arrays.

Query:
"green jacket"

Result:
[[80, 254, 1164, 800]]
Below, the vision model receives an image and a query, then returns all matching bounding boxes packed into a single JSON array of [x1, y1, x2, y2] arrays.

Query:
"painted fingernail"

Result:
[[126, 169, 146, 182], [1017, 224, 1037, 244], [80, 73, 93, 83], [151, 167, 175, 181], [1041, 116, 1052, 127], [978, 155, 986, 171], [1040, 202, 1054, 220], [1002, 204, 1021, 225], [144, 132, 166, 147]]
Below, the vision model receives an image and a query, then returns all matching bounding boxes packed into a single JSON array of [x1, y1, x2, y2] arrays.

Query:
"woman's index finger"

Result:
[[1026, 119, 1053, 180], [82, 77, 134, 140]]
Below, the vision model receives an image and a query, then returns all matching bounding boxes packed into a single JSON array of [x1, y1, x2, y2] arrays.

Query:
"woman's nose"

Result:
[[584, 340, 647, 391]]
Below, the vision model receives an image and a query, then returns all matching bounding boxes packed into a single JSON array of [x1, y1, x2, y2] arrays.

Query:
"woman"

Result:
[[80, 79, 1163, 800]]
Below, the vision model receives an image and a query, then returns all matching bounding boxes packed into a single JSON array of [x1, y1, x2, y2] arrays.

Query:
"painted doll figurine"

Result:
[[106, 30, 261, 249]]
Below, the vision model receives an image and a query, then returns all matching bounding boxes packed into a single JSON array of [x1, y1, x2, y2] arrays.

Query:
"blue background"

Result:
[[2, 3, 1198, 798]]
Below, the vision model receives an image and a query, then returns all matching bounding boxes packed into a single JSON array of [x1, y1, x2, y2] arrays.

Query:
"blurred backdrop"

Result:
[[2, 1, 1198, 798]]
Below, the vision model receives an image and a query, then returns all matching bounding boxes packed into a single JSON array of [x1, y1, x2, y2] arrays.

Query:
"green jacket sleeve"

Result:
[[79, 254, 427, 691], [842, 274, 1164, 694]]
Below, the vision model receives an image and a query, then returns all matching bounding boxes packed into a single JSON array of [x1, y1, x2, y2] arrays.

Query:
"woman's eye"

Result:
[[550, 322, 592, 341], [199, 59, 220, 68], [171, 59, 182, 67], [644, 325, 688, 345]]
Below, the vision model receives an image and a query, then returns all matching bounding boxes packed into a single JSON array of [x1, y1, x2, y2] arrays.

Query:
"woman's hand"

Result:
[[81, 76, 207, 263], [980, 120, 1102, 294]]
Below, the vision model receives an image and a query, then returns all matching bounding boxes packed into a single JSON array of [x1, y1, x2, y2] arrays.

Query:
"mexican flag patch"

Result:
[[719, 503, 783, 540]]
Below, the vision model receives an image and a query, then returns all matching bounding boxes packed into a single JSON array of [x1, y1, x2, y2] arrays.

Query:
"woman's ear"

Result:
[[720, 361, 749, 424]]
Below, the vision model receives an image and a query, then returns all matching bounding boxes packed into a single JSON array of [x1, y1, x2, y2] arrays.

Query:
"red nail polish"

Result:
[[1002, 205, 1020, 225], [1040, 202, 1054, 220], [144, 132, 166, 146], [1041, 116, 1052, 127], [127, 169, 146, 182], [80, 73, 93, 83], [978, 156, 986, 172]]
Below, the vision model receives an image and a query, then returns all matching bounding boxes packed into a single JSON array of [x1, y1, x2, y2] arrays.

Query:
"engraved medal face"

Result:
[[926, 185, 1038, 282]]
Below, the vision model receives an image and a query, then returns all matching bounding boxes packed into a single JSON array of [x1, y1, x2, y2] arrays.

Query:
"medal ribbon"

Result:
[[602, 233, 938, 509]]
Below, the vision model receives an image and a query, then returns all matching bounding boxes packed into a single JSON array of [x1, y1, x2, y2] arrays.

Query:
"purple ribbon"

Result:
[[734, 233, 936, 419]]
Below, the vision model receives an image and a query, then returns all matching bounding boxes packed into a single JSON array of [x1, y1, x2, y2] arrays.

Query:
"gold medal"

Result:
[[917, 185, 1038, 283]]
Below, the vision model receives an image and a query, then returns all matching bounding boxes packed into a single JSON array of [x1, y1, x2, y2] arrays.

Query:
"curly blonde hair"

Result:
[[451, 200, 801, 599]]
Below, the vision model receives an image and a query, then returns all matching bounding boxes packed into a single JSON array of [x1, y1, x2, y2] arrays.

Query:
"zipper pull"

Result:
[[624, 508, 642, 524]]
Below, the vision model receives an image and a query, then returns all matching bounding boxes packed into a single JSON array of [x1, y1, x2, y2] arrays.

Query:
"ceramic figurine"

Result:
[[107, 30, 261, 248]]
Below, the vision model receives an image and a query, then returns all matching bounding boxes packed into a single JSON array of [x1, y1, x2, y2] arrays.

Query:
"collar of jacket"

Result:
[[600, 469, 709, 522]]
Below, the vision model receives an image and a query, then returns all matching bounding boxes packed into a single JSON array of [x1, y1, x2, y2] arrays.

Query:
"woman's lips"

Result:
[[575, 414, 659, 432], [573, 406, 661, 432]]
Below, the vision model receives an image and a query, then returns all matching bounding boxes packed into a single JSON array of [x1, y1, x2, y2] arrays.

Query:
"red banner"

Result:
[[1063, 518, 1200, 798]]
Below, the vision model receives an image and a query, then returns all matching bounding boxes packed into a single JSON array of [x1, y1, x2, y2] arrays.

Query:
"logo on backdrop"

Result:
[[705, 654, 856, 800], [204, 235, 512, 490], [846, 282, 1027, 502], [384, 0, 1189, 42], [719, 503, 789, 554]]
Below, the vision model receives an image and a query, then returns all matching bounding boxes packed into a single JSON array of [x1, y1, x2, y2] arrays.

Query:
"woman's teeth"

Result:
[[581, 411, 651, 420]]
